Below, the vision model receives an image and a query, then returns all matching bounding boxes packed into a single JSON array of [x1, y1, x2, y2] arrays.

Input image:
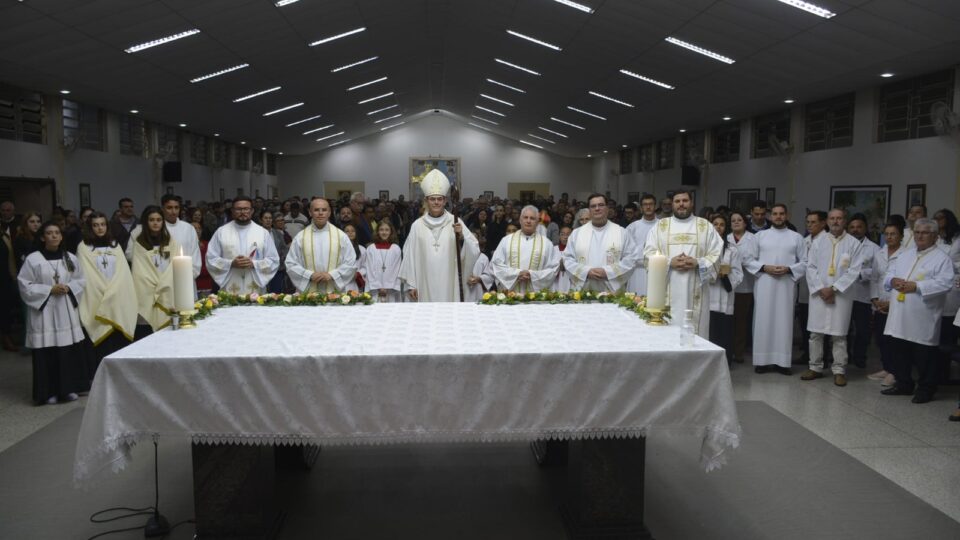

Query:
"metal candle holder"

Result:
[[178, 309, 198, 330], [645, 308, 667, 326]]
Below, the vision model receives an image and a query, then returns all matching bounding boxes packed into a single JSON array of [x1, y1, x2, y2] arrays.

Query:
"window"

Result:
[[619, 147, 633, 174], [190, 133, 208, 165], [235, 145, 249, 170], [752, 110, 790, 159], [267, 153, 278, 175], [681, 130, 705, 167], [62, 99, 104, 151], [655, 138, 674, 170], [877, 70, 954, 142], [711, 123, 740, 163], [156, 125, 180, 160], [638, 144, 655, 171], [119, 114, 147, 157], [211, 139, 227, 167], [252, 149, 264, 173], [0, 85, 45, 144], [804, 93, 854, 152]]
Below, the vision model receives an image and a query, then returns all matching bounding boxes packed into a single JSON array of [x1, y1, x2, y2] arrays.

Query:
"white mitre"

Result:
[[421, 169, 451, 198]]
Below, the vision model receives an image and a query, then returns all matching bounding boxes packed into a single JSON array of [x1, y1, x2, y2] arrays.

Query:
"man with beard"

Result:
[[206, 196, 280, 295], [562, 194, 638, 293], [626, 194, 659, 295]]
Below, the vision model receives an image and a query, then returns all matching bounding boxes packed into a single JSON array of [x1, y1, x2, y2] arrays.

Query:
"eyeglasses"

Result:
[[589, 204, 606, 209], [234, 207, 253, 213]]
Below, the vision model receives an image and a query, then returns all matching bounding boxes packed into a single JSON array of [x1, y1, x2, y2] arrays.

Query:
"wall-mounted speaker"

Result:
[[162, 161, 182, 183], [681, 165, 700, 186]]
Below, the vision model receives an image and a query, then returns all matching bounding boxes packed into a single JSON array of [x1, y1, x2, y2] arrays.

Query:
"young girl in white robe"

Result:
[[131, 206, 180, 334], [363, 221, 403, 303], [466, 232, 494, 302], [344, 223, 367, 293]]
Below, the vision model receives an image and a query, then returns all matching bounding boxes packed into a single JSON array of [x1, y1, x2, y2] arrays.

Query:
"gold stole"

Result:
[[131, 239, 179, 331], [78, 244, 136, 344], [304, 224, 341, 293], [508, 231, 544, 292]]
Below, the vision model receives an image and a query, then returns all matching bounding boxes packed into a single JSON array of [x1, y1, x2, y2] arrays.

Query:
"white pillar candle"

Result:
[[646, 251, 668, 310], [172, 247, 195, 312]]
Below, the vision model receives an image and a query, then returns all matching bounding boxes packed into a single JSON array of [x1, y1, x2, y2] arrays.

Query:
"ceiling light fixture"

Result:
[[475, 105, 505, 117], [722, 116, 732, 121], [214, 133, 220, 137], [331, 56, 378, 73], [373, 113, 402, 124], [775, 0, 836, 19], [125, 29, 200, 53], [59, 89, 70, 95], [679, 129, 686, 133], [179, 123, 187, 127], [587, 154, 592, 157], [784, 99, 795, 104], [665, 37, 735, 64], [261, 147, 267, 150], [520, 139, 543, 149], [380, 122, 405, 131], [538, 126, 568, 138], [190, 63, 249, 83], [347, 76, 388, 91], [286, 114, 322, 127], [588, 90, 634, 108], [528, 134, 555, 144], [129, 109, 139, 114], [550, 117, 584, 130], [552, 0, 594, 14], [233, 86, 281, 102], [357, 91, 394, 104], [328, 139, 351, 148], [303, 124, 335, 135], [275, 0, 300, 6], [495, 58, 541, 76], [241, 141, 246, 144], [486, 78, 525, 93], [263, 102, 304, 116], [468, 122, 492, 131], [480, 94, 514, 107], [880, 72, 894, 78], [506, 30, 561, 51], [471, 114, 499, 125], [566, 106, 606, 120], [619, 69, 675, 90], [316, 131, 346, 142], [278, 152, 283, 155], [366, 104, 398, 115], [309, 27, 365, 47]]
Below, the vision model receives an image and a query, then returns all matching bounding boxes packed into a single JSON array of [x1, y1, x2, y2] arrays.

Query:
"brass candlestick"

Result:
[[178, 309, 198, 329], [645, 307, 667, 326]]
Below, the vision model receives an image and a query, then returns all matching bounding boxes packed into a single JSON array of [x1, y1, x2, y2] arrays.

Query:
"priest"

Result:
[[490, 205, 559, 294], [800, 209, 864, 386], [285, 197, 358, 294], [744, 203, 806, 375], [625, 193, 659, 295], [562, 193, 638, 293], [125, 194, 200, 278], [643, 190, 722, 338], [206, 196, 280, 295], [399, 170, 480, 302]]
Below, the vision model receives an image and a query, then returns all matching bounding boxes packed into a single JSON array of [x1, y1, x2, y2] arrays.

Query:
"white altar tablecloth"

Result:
[[74, 303, 741, 487]]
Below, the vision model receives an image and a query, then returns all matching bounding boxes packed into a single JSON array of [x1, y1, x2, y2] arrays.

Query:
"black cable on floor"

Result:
[[85, 506, 154, 540]]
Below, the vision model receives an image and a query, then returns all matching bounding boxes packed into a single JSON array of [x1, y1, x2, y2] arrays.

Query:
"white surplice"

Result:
[[285, 223, 358, 293], [207, 221, 279, 295], [562, 221, 638, 293], [625, 217, 658, 295], [805, 232, 864, 336], [643, 216, 723, 338], [490, 231, 559, 293], [399, 212, 480, 302], [363, 243, 402, 302], [125, 219, 200, 278], [464, 253, 493, 302], [552, 245, 572, 293], [727, 232, 758, 294], [745, 227, 806, 367], [882, 246, 955, 346], [708, 245, 743, 315], [18, 251, 86, 348]]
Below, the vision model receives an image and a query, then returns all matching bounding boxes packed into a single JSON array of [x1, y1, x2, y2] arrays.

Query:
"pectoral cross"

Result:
[[101, 255, 109, 270]]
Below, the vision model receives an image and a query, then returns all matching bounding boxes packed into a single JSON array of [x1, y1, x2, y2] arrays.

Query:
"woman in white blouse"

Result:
[[727, 211, 758, 364], [709, 213, 743, 364]]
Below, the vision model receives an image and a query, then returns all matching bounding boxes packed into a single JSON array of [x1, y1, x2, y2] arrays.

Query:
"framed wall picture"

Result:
[[727, 189, 760, 213], [79, 183, 91, 208], [906, 184, 926, 213], [829, 185, 891, 240], [378, 190, 389, 201], [409, 157, 461, 201], [483, 190, 494, 200], [765, 187, 776, 205]]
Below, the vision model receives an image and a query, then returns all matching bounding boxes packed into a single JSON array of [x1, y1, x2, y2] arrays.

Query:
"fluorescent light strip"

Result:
[[664, 37, 735, 64], [506, 30, 561, 51], [373, 113, 402, 124], [275, 0, 300, 6], [366, 104, 398, 115], [495, 58, 541, 76], [331, 56, 378, 73], [357, 92, 394, 105], [487, 78, 525, 94], [775, 0, 835, 18], [619, 69, 675, 90], [309, 27, 365, 47], [328, 139, 351, 148], [588, 90, 634, 108], [550, 117, 584, 130], [538, 126, 568, 138], [475, 105, 505, 117], [520, 139, 543, 149], [233, 86, 281, 102], [303, 124, 335, 135], [552, 0, 594, 14], [527, 133, 555, 144], [566, 106, 606, 120], [380, 122, 405, 131], [471, 114, 499, 125], [190, 63, 249, 83], [263, 102, 304, 116], [286, 114, 322, 127], [480, 93, 514, 107], [347, 76, 388, 91], [468, 122, 492, 131], [125, 29, 200, 53], [316, 131, 346, 142]]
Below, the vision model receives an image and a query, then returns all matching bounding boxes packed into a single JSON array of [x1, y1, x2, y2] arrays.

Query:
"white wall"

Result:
[[280, 113, 594, 200]]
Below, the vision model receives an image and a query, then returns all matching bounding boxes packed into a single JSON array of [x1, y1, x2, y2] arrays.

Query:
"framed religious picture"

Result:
[[906, 184, 925, 213], [727, 189, 760, 213], [79, 183, 91, 208], [410, 157, 461, 201], [765, 187, 776, 205], [829, 185, 891, 241], [379, 190, 389, 201]]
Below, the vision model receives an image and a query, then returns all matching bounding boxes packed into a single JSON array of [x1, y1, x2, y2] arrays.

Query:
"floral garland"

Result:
[[193, 290, 373, 320], [479, 290, 670, 322]]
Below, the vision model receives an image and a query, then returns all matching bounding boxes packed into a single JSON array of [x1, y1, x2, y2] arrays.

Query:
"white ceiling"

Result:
[[2, 0, 959, 157]]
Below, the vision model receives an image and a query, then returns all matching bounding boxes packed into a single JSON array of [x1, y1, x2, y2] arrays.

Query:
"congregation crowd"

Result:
[[1, 171, 959, 424]]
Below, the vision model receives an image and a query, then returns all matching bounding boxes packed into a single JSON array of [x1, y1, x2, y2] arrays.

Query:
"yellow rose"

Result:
[[204, 300, 214, 309], [573, 292, 581, 301], [257, 296, 266, 305], [482, 292, 492, 301]]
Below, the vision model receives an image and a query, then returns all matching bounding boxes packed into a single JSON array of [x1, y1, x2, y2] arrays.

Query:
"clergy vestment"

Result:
[[77, 242, 136, 379], [125, 219, 200, 278], [625, 217, 658, 295], [643, 216, 723, 338], [465, 253, 493, 302], [805, 232, 864, 375], [363, 242, 402, 302], [883, 245, 955, 346], [207, 221, 280, 295], [490, 231, 559, 294], [285, 223, 358, 294], [562, 221, 638, 293], [131, 239, 179, 331], [399, 211, 480, 302], [552, 244, 572, 293], [745, 227, 806, 368]]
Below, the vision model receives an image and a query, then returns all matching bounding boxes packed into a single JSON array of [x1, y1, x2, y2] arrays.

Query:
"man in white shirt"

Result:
[[284, 201, 309, 238], [625, 194, 658, 295]]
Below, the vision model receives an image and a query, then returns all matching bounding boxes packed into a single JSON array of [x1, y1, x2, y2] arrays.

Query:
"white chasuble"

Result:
[[805, 232, 864, 336], [625, 217, 658, 295], [490, 231, 559, 294], [399, 212, 480, 302], [363, 243, 402, 302], [126, 219, 201, 277], [285, 223, 357, 294], [744, 227, 806, 367], [882, 246, 955, 346], [132, 240, 180, 331], [207, 221, 280, 295], [643, 216, 723, 338], [17, 251, 86, 348], [78, 243, 137, 344], [562, 221, 637, 293]]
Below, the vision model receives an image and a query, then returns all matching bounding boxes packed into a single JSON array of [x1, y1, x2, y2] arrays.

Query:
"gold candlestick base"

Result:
[[645, 308, 667, 326], [178, 309, 198, 329]]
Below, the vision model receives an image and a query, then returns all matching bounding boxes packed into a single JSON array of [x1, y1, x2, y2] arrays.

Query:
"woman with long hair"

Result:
[[708, 213, 743, 364], [728, 211, 758, 363], [17, 221, 88, 404], [131, 206, 179, 334], [14, 212, 42, 268], [343, 222, 366, 292]]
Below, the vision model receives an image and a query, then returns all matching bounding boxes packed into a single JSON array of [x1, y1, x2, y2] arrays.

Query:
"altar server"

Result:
[[491, 205, 559, 294], [125, 194, 200, 278], [466, 237, 493, 302], [552, 226, 572, 293], [625, 193, 659, 295], [363, 221, 402, 302], [286, 197, 358, 294], [131, 206, 179, 332], [562, 193, 638, 293], [207, 196, 280, 295]]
